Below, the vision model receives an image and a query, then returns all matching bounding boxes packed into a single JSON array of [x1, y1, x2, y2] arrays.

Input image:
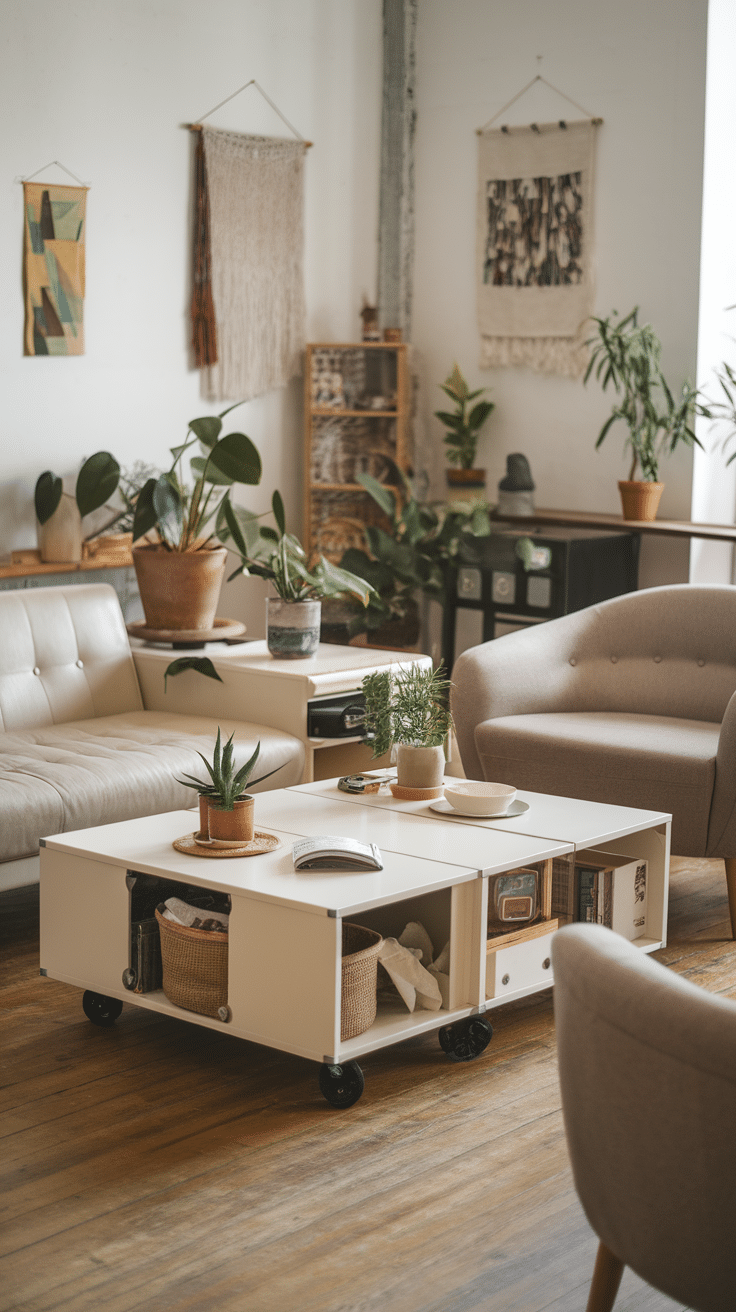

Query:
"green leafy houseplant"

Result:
[[361, 664, 453, 759], [435, 364, 494, 471], [584, 308, 708, 484], [176, 728, 282, 808], [35, 451, 121, 533]]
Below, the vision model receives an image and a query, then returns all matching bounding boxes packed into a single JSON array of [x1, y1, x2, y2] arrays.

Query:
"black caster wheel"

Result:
[[318, 1060, 365, 1108], [82, 991, 123, 1027], [438, 1015, 493, 1063]]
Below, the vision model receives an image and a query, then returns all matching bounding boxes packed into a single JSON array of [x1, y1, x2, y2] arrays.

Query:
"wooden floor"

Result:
[[3, 857, 735, 1312]]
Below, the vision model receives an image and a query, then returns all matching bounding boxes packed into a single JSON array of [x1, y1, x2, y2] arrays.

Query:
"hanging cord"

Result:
[[17, 160, 89, 186], [477, 75, 601, 132], [186, 79, 312, 147]]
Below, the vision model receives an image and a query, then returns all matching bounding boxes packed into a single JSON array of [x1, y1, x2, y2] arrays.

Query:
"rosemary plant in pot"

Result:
[[176, 728, 283, 845], [585, 308, 708, 521], [132, 405, 262, 632], [435, 364, 494, 501], [361, 663, 453, 795], [222, 492, 374, 658]]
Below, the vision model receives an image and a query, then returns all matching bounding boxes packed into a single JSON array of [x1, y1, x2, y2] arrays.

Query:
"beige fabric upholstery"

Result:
[[0, 584, 304, 868], [553, 924, 736, 1311], [451, 584, 736, 857]]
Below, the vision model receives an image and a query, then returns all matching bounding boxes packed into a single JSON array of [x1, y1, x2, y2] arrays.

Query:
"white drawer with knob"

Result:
[[486, 923, 557, 1000]]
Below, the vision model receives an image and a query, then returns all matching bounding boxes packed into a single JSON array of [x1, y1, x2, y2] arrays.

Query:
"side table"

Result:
[[132, 640, 432, 783]]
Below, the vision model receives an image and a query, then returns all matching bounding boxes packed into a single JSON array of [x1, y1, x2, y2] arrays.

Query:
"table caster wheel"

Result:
[[438, 1015, 493, 1062], [82, 991, 123, 1027], [319, 1060, 365, 1108]]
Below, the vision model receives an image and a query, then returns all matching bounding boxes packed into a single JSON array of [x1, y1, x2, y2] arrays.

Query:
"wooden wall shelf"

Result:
[[491, 506, 736, 544], [0, 549, 134, 580]]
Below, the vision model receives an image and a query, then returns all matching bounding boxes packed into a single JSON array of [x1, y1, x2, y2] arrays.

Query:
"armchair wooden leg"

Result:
[[585, 1241, 624, 1312], [725, 859, 736, 940]]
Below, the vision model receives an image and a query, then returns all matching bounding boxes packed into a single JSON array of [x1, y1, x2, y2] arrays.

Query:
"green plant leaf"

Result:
[[163, 656, 224, 693], [222, 499, 253, 555], [468, 400, 494, 432], [355, 472, 396, 518], [34, 471, 63, 525], [209, 432, 262, 486], [434, 410, 465, 431], [131, 478, 158, 541], [75, 452, 121, 518], [313, 557, 375, 605], [188, 416, 222, 448], [190, 455, 234, 486], [272, 489, 286, 536], [153, 474, 184, 547]]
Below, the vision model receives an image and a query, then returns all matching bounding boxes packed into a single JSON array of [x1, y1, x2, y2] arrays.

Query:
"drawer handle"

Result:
[[543, 957, 551, 970], [502, 973, 510, 985]]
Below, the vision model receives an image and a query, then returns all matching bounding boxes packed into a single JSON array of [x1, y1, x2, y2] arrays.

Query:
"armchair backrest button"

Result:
[[698, 659, 705, 667], [569, 658, 577, 666], [610, 656, 618, 664], [654, 655, 662, 663]]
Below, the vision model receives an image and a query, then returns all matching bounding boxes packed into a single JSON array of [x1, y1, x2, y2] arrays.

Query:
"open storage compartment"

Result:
[[485, 858, 559, 1001], [125, 871, 232, 1012]]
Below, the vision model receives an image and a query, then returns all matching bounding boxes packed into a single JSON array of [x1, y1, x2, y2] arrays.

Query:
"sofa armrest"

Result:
[[708, 690, 736, 857]]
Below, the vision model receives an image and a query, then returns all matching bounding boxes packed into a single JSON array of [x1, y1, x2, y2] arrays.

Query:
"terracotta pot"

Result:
[[37, 495, 83, 563], [132, 544, 227, 631], [396, 743, 445, 790], [207, 796, 255, 847], [196, 795, 211, 841], [618, 480, 664, 522]]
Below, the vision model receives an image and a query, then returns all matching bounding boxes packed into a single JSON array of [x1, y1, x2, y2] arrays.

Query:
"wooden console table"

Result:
[[490, 506, 736, 544]]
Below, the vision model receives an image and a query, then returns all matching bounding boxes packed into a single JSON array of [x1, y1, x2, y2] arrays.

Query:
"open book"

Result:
[[293, 836, 383, 872]]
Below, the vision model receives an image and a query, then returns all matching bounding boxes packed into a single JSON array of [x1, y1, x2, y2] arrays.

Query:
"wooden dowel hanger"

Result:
[[183, 78, 312, 148]]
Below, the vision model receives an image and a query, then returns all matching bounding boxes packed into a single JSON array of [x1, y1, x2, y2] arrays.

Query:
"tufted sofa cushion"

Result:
[[0, 710, 304, 864]]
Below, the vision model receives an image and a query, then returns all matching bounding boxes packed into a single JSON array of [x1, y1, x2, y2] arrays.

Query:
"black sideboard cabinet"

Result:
[[442, 526, 640, 672]]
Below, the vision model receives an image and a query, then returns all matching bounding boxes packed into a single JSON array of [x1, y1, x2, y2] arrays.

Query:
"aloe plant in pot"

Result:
[[361, 663, 453, 795], [131, 405, 262, 632], [176, 728, 283, 845]]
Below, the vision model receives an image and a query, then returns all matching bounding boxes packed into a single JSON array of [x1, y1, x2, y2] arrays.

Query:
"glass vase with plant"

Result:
[[361, 662, 453, 792], [176, 727, 283, 845], [130, 404, 262, 631], [221, 491, 375, 659], [435, 364, 494, 496], [584, 307, 709, 520]]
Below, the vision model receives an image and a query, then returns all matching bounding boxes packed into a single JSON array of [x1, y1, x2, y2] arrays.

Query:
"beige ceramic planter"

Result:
[[396, 743, 445, 790], [618, 480, 664, 522], [207, 796, 255, 847], [133, 544, 227, 630], [37, 495, 83, 563]]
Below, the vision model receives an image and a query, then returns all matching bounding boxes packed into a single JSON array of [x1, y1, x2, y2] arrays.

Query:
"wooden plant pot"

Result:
[[132, 544, 227, 631], [446, 468, 486, 505], [618, 480, 664, 522], [207, 796, 255, 847], [396, 743, 445, 790]]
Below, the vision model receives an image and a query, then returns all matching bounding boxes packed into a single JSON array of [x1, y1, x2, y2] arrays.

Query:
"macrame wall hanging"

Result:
[[188, 80, 310, 403], [20, 161, 88, 357], [476, 76, 601, 378]]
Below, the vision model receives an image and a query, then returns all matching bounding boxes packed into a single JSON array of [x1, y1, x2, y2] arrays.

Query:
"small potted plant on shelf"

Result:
[[176, 728, 283, 845], [435, 364, 494, 501], [361, 663, 453, 795], [221, 491, 375, 659], [131, 405, 262, 633], [584, 307, 709, 521], [35, 451, 122, 564]]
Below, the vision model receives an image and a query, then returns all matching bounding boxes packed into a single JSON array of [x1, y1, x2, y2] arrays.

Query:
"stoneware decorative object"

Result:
[[266, 597, 321, 659], [396, 743, 445, 791]]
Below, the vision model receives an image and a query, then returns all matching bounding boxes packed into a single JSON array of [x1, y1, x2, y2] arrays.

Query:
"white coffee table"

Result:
[[39, 781, 670, 1107]]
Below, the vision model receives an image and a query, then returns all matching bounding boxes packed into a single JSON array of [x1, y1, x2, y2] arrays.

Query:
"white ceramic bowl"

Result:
[[443, 780, 517, 816]]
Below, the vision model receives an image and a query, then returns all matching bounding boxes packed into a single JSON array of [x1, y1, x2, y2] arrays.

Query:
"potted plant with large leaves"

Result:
[[361, 662, 453, 795], [585, 308, 709, 520], [132, 405, 262, 632], [222, 491, 375, 658], [35, 452, 121, 563], [435, 364, 494, 501]]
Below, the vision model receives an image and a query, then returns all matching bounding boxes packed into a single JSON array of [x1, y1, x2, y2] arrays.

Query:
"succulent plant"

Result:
[[176, 728, 283, 810]]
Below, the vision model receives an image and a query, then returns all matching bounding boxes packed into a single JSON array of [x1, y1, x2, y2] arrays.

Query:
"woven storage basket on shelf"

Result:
[[341, 923, 382, 1041], [155, 908, 228, 1018]]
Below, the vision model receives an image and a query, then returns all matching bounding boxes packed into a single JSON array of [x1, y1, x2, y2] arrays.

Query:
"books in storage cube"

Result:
[[574, 848, 648, 941]]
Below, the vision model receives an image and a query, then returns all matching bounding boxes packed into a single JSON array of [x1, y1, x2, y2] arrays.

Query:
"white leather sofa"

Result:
[[0, 584, 305, 891]]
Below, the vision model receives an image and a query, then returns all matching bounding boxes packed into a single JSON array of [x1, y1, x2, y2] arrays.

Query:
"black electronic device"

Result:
[[307, 692, 366, 739]]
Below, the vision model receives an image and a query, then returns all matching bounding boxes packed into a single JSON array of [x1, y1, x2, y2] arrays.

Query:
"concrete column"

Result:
[[377, 0, 417, 338]]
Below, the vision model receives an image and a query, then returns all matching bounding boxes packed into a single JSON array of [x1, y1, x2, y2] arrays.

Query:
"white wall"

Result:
[[413, 0, 708, 589], [0, 0, 382, 633]]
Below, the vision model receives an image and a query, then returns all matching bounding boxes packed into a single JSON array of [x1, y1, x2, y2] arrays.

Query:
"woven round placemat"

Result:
[[173, 831, 281, 859], [390, 782, 443, 802]]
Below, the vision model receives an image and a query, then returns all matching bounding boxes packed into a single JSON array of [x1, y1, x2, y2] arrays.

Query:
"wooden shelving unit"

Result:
[[304, 342, 412, 559]]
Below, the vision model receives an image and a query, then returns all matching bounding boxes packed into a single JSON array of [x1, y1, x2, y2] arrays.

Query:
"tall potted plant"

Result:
[[132, 405, 262, 631], [584, 308, 709, 521], [222, 491, 375, 658], [435, 364, 494, 501], [361, 663, 453, 794]]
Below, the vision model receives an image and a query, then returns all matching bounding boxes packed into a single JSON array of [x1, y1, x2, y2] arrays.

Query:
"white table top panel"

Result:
[[291, 780, 670, 848], [41, 808, 481, 917], [253, 791, 570, 872]]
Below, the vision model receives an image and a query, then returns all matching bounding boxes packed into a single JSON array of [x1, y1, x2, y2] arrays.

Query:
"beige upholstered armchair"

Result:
[[553, 923, 736, 1312], [451, 584, 736, 934]]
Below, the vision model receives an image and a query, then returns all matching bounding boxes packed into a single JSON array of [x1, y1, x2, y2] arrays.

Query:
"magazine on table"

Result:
[[292, 836, 383, 871]]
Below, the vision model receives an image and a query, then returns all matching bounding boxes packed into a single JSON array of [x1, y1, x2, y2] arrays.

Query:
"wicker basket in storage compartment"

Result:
[[155, 908, 228, 1018], [341, 923, 382, 1041]]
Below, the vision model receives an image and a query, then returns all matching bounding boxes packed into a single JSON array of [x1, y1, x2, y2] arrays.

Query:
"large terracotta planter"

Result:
[[618, 480, 664, 522], [207, 796, 255, 847], [133, 544, 227, 631]]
